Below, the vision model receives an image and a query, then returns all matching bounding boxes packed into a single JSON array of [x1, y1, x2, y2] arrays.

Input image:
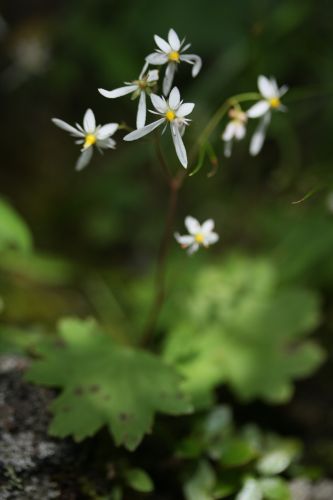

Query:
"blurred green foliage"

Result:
[[163, 255, 324, 407], [180, 406, 300, 499]]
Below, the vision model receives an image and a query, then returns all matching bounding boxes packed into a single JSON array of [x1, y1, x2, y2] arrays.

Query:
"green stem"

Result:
[[142, 92, 261, 344], [197, 92, 261, 147], [141, 174, 184, 345]]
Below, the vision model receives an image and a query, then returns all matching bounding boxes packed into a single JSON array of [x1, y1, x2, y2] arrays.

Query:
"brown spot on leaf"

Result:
[[119, 412, 133, 422], [73, 386, 84, 396], [89, 384, 100, 393]]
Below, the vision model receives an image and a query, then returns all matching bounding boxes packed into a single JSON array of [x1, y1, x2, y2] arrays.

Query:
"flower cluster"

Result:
[[52, 28, 201, 170], [51, 30, 289, 255], [222, 75, 288, 157]]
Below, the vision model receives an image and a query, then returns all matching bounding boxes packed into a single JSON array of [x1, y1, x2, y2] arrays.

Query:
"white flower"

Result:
[[52, 109, 118, 171], [247, 75, 288, 156], [146, 28, 202, 96], [98, 64, 159, 129], [123, 87, 194, 168], [222, 107, 248, 157], [247, 75, 288, 118], [175, 216, 219, 255]]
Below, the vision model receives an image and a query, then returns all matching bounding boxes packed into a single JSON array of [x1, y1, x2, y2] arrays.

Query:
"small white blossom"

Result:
[[146, 28, 202, 96], [222, 107, 248, 157], [123, 87, 194, 168], [52, 109, 118, 171], [247, 75, 288, 156], [247, 75, 288, 118], [175, 216, 219, 255], [98, 64, 159, 129]]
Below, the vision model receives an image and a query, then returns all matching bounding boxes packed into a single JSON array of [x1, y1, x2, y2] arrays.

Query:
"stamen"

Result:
[[165, 110, 176, 121], [269, 97, 281, 108], [195, 233, 204, 244], [168, 51, 180, 62], [138, 80, 147, 89], [84, 134, 96, 148]]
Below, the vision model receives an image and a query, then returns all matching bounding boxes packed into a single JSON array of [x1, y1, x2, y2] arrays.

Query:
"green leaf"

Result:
[[220, 438, 257, 467], [258, 478, 291, 500], [163, 256, 324, 406], [125, 468, 154, 493], [0, 325, 45, 355], [204, 406, 233, 440], [212, 481, 237, 499], [26, 317, 192, 450], [236, 478, 263, 500], [184, 461, 216, 500], [257, 444, 299, 476], [0, 197, 32, 252]]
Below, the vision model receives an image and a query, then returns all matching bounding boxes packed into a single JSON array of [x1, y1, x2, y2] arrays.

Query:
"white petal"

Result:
[[235, 123, 246, 140], [98, 85, 137, 98], [97, 137, 116, 149], [247, 100, 270, 118], [222, 121, 237, 141], [168, 87, 181, 109], [151, 93, 168, 113], [249, 112, 271, 156], [97, 123, 118, 140], [147, 69, 159, 82], [269, 77, 279, 96], [204, 232, 219, 245], [76, 147, 93, 171], [177, 102, 195, 117], [178, 123, 186, 137], [161, 121, 168, 135], [187, 242, 199, 255], [171, 122, 187, 167], [123, 118, 165, 141], [224, 140, 233, 157], [145, 53, 168, 65], [258, 75, 275, 99], [279, 84, 288, 97], [201, 219, 215, 234], [52, 118, 83, 137], [136, 91, 146, 129], [83, 109, 96, 133], [163, 62, 176, 96], [174, 233, 195, 246], [182, 42, 191, 51], [180, 54, 202, 77], [168, 29, 181, 51], [154, 34, 171, 53], [185, 216, 201, 235], [139, 61, 149, 79]]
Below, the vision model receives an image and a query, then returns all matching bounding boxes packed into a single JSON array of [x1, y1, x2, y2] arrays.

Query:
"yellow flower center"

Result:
[[195, 233, 204, 244], [269, 97, 281, 109], [165, 110, 176, 121], [84, 134, 96, 148], [168, 51, 180, 62]]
